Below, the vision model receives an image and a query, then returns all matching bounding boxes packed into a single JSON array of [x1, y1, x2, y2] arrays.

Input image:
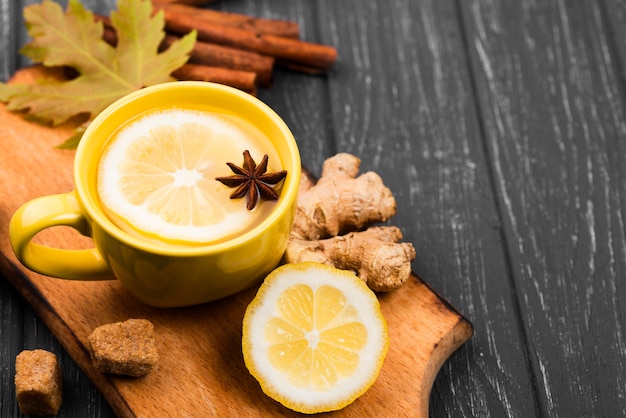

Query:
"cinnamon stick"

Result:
[[154, 1, 300, 39], [161, 35, 274, 88], [162, 7, 337, 71], [171, 64, 257, 95]]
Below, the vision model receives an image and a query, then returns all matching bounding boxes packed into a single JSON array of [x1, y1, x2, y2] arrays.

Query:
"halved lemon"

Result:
[[97, 108, 273, 245], [242, 262, 389, 414]]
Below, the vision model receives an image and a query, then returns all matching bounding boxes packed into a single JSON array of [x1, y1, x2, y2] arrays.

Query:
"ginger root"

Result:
[[291, 153, 397, 240], [286, 153, 416, 291], [285, 226, 416, 292]]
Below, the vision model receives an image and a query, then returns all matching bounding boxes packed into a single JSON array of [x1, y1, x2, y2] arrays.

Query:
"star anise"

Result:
[[216, 150, 288, 210]]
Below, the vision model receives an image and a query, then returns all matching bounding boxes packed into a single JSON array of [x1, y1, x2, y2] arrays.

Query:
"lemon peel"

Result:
[[242, 262, 389, 414]]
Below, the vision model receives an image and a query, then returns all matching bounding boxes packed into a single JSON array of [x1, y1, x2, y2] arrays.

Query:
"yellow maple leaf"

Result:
[[0, 0, 196, 144]]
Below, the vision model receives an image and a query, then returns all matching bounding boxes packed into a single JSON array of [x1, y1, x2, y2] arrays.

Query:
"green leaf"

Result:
[[0, 0, 196, 144]]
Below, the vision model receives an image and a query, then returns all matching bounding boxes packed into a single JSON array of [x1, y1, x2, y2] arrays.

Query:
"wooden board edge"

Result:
[[422, 313, 473, 416], [416, 270, 474, 390], [0, 253, 137, 418], [410, 272, 473, 416]]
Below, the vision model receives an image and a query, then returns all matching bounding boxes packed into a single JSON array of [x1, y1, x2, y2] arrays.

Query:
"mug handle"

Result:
[[9, 191, 113, 280]]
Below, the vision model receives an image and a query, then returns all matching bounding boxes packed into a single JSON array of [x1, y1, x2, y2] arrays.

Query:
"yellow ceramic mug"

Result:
[[9, 82, 301, 307]]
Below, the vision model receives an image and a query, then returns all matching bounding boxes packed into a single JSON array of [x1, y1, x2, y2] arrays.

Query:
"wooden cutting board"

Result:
[[0, 68, 473, 417]]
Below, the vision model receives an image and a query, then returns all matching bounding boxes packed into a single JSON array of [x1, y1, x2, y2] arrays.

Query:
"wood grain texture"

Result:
[[316, 1, 539, 416], [0, 67, 471, 416], [460, 0, 626, 416]]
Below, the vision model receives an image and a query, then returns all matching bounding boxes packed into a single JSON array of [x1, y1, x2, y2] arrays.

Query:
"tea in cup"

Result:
[[9, 81, 301, 307]]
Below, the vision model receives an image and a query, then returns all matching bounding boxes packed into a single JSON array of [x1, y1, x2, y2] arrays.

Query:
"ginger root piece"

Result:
[[285, 226, 416, 292], [88, 318, 159, 377], [292, 153, 397, 240], [288, 153, 416, 291], [15, 349, 63, 416]]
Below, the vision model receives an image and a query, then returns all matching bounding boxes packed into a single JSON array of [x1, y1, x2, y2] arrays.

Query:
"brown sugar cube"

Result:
[[88, 318, 159, 377], [15, 349, 63, 416]]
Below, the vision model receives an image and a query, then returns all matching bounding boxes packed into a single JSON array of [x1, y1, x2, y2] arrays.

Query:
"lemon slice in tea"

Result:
[[242, 262, 389, 414], [97, 108, 275, 245]]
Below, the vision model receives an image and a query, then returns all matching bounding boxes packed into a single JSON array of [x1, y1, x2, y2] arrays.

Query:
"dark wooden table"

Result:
[[2, 0, 626, 416]]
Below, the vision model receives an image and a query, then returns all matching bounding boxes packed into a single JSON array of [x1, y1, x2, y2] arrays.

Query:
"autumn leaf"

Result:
[[0, 0, 196, 145]]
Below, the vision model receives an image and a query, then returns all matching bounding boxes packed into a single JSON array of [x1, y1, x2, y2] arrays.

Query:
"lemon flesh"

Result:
[[242, 262, 389, 414]]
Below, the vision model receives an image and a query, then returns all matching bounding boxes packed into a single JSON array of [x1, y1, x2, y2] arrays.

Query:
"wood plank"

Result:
[[0, 67, 471, 417], [0, 0, 18, 81], [460, 0, 626, 416], [0, 268, 22, 415], [316, 0, 540, 416]]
